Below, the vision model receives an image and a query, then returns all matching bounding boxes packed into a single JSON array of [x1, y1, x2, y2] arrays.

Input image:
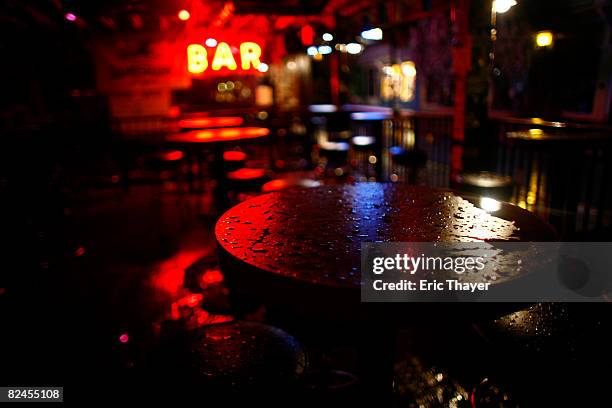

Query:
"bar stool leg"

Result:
[[211, 144, 230, 212], [359, 318, 396, 405]]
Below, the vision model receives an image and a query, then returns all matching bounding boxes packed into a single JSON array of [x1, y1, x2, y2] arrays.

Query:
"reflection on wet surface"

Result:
[[216, 184, 555, 288]]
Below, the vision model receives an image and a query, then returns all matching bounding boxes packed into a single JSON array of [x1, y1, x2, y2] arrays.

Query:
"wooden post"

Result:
[[452, 0, 494, 174], [451, 0, 472, 176]]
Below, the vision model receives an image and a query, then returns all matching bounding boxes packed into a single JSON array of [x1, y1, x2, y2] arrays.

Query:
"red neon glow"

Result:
[[170, 303, 181, 320], [176, 293, 203, 308], [301, 24, 315, 46], [178, 9, 190, 21], [74, 247, 86, 257], [187, 44, 208, 73], [179, 117, 244, 129], [119, 333, 129, 343], [151, 249, 207, 296], [187, 41, 263, 74], [211, 42, 237, 70], [213, 2, 235, 28], [194, 309, 233, 327], [239, 42, 262, 70], [201, 269, 224, 285], [65, 13, 76, 22], [168, 106, 181, 118]]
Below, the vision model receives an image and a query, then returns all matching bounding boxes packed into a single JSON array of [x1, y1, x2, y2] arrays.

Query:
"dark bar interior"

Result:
[[1, 0, 611, 405]]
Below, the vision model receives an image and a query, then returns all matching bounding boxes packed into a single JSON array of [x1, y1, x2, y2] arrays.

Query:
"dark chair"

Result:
[[389, 146, 428, 184]]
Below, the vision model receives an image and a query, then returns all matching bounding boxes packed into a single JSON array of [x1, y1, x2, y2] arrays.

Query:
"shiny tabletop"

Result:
[[215, 183, 557, 291]]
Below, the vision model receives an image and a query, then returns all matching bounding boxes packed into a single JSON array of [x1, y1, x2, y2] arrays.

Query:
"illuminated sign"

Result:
[[187, 41, 264, 74]]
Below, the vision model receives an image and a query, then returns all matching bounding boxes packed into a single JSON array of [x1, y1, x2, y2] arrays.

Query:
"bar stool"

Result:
[[389, 146, 427, 184], [143, 149, 186, 190], [327, 111, 352, 142], [451, 171, 514, 201], [350, 136, 378, 180], [157, 321, 306, 398], [261, 178, 321, 193], [318, 141, 350, 165], [225, 167, 269, 200], [317, 141, 350, 178], [223, 150, 247, 172]]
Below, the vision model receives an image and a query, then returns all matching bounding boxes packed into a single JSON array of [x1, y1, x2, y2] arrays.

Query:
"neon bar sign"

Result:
[[187, 41, 263, 74]]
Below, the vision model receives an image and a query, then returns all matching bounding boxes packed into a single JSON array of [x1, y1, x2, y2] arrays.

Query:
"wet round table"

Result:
[[214, 183, 557, 401], [166, 127, 269, 208], [216, 183, 556, 314]]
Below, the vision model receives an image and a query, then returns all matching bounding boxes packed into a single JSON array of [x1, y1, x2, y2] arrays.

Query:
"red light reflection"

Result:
[[151, 249, 207, 296], [167, 127, 269, 144], [200, 269, 224, 285], [179, 117, 244, 129]]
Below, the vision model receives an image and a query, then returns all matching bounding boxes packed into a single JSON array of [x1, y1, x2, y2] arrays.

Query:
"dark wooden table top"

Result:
[[215, 184, 557, 291]]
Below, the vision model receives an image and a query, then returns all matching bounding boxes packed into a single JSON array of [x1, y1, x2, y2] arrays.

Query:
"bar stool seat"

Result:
[[351, 136, 376, 149], [188, 321, 306, 390], [223, 150, 247, 162], [261, 178, 321, 193], [319, 140, 350, 152], [451, 171, 514, 200], [318, 142, 350, 178], [350, 136, 378, 179], [156, 149, 185, 162], [223, 150, 247, 172], [227, 167, 266, 181], [319, 141, 350, 162], [226, 168, 269, 201], [141, 149, 186, 186]]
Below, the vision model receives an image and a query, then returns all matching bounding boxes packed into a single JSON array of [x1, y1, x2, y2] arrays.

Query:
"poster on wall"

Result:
[[93, 35, 190, 118]]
